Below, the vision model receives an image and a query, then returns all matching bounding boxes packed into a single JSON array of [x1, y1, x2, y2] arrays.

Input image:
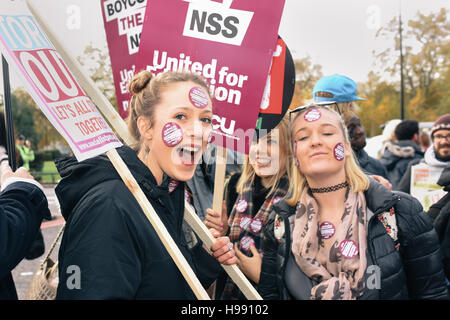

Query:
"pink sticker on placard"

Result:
[[250, 218, 263, 233], [168, 179, 179, 194], [239, 216, 252, 230], [319, 221, 335, 239], [162, 122, 183, 147], [236, 199, 248, 213], [240, 236, 255, 252], [189, 87, 209, 109], [339, 239, 359, 258], [304, 108, 321, 122], [334, 143, 345, 161]]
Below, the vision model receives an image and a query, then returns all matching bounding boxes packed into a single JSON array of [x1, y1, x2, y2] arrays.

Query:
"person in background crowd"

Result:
[[398, 114, 450, 194], [311, 74, 392, 190], [15, 134, 34, 171], [380, 120, 424, 189], [0, 164, 51, 299], [419, 129, 431, 153], [257, 104, 448, 300], [378, 119, 402, 160], [428, 166, 450, 291], [205, 115, 293, 300], [346, 116, 389, 180], [55, 71, 237, 299]]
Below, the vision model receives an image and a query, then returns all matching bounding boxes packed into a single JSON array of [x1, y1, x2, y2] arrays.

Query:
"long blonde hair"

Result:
[[235, 114, 293, 197], [286, 105, 370, 206]]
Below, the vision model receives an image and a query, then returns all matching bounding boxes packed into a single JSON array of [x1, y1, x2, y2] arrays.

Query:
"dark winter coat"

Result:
[[0, 182, 50, 300], [356, 148, 389, 180], [258, 179, 449, 300], [380, 140, 424, 188], [55, 146, 221, 299], [428, 166, 450, 282]]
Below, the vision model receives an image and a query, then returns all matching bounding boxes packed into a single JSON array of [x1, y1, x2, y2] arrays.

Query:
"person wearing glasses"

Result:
[[256, 104, 448, 300], [397, 114, 450, 194]]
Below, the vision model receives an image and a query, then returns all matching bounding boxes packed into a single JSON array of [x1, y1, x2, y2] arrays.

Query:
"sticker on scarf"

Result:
[[236, 199, 248, 213], [274, 215, 285, 241], [168, 179, 179, 194], [319, 221, 335, 239], [162, 122, 183, 147], [304, 108, 321, 122], [339, 239, 359, 258], [250, 218, 263, 233], [189, 87, 209, 109], [334, 143, 345, 161], [239, 216, 252, 230], [240, 236, 255, 252], [273, 196, 283, 204]]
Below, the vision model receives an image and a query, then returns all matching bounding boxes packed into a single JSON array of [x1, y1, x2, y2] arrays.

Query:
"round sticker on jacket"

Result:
[[240, 236, 255, 252], [339, 239, 359, 258], [239, 216, 252, 230], [168, 179, 179, 194], [304, 108, 321, 122], [189, 87, 209, 109], [334, 142, 345, 161], [273, 196, 283, 204], [250, 218, 263, 233], [236, 199, 248, 213], [162, 122, 183, 147]]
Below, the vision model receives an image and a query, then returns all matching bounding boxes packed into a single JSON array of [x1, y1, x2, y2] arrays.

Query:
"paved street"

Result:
[[11, 185, 64, 300]]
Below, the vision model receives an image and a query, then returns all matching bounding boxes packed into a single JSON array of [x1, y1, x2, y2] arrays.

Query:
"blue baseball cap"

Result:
[[313, 74, 366, 103]]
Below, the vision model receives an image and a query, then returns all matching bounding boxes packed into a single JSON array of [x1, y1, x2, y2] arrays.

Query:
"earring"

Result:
[[143, 145, 150, 160]]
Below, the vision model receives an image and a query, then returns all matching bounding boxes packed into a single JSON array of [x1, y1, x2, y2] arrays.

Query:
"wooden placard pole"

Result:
[[212, 146, 227, 214], [26, 0, 261, 300]]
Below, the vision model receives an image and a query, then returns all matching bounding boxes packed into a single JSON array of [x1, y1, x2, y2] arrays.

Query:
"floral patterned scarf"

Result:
[[291, 187, 368, 300]]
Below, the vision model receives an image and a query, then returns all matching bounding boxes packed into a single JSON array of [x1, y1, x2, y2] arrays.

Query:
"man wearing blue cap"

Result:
[[313, 74, 365, 122], [312, 74, 391, 186]]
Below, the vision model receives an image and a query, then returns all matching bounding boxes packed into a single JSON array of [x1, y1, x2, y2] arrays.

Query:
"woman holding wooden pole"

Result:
[[205, 115, 293, 299], [55, 71, 237, 299]]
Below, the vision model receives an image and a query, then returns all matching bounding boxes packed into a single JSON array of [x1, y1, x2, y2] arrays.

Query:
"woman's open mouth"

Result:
[[176, 145, 202, 166]]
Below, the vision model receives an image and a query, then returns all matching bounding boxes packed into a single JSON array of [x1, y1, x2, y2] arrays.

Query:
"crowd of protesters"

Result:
[[0, 69, 449, 300]]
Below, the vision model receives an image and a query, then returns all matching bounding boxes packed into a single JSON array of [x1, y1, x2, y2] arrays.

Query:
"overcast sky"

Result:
[[1, 0, 449, 93]]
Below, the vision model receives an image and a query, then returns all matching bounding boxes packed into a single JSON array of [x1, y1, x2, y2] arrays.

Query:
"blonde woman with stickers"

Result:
[[205, 115, 293, 300], [257, 104, 449, 300], [54, 71, 237, 299]]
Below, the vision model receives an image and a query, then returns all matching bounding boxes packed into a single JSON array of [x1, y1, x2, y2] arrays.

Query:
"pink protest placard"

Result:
[[101, 0, 147, 119], [0, 1, 122, 161], [136, 0, 285, 154]]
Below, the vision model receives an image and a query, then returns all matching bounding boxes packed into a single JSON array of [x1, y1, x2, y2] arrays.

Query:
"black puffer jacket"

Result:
[[356, 149, 389, 180], [55, 146, 220, 299], [380, 140, 424, 188], [259, 179, 449, 300], [429, 166, 450, 282]]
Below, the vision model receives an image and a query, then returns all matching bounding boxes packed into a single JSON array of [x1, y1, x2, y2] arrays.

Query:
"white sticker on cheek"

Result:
[[162, 122, 183, 147], [189, 87, 209, 109], [304, 108, 321, 122], [334, 142, 345, 161]]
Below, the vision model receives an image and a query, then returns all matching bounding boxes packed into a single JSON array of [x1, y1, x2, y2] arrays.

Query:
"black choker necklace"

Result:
[[309, 181, 349, 193]]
